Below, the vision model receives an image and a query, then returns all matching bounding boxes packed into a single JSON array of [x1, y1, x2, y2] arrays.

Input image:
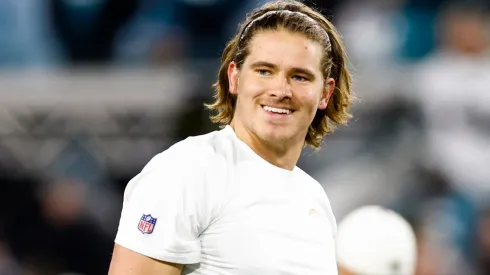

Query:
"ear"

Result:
[[227, 61, 240, 95], [318, 78, 335, 110]]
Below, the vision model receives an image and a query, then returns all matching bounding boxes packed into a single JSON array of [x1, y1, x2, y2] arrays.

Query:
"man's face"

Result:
[[228, 29, 334, 147]]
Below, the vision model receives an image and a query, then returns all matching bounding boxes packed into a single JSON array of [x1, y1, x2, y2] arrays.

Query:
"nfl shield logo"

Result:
[[138, 214, 157, 234]]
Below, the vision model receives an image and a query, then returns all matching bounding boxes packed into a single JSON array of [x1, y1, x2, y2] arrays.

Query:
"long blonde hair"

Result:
[[206, 0, 353, 148]]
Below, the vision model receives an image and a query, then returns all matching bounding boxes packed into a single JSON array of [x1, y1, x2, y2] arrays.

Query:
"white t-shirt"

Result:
[[115, 125, 338, 275]]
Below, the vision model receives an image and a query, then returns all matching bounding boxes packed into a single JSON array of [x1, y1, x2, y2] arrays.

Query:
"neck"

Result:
[[230, 121, 304, 171]]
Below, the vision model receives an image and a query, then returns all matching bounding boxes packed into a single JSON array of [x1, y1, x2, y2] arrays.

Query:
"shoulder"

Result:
[[294, 167, 337, 236], [294, 168, 333, 213], [124, 128, 236, 202], [294, 167, 326, 195], [144, 127, 237, 173]]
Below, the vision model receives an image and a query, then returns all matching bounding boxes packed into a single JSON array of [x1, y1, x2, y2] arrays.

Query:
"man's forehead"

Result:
[[248, 30, 320, 51], [245, 30, 323, 71]]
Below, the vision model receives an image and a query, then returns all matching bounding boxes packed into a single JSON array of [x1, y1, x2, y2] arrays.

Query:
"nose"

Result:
[[268, 75, 292, 100]]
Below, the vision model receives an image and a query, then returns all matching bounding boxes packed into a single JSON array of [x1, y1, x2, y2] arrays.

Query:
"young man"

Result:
[[109, 0, 353, 274]]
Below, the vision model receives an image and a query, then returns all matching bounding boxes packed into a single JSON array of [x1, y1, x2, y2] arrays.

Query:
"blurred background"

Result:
[[0, 0, 489, 274]]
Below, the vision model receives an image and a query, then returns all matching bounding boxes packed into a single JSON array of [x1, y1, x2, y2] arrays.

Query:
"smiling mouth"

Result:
[[261, 105, 294, 115]]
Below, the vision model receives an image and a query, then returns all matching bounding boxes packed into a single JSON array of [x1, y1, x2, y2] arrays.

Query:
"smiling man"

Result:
[[109, 1, 353, 274]]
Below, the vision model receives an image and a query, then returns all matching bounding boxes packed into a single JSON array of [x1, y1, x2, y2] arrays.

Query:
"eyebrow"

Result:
[[250, 61, 317, 79], [250, 61, 277, 69]]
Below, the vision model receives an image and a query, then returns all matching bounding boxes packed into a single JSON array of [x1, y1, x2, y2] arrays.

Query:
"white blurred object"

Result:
[[336, 205, 417, 275], [415, 52, 490, 203]]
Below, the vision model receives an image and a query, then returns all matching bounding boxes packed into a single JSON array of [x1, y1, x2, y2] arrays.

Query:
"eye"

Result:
[[256, 69, 271, 76], [292, 75, 309, 82]]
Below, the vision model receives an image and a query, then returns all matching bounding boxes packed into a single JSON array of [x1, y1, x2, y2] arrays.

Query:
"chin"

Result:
[[257, 125, 295, 144]]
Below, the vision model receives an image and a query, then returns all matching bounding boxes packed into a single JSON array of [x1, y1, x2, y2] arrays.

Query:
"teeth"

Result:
[[263, 105, 291, 114]]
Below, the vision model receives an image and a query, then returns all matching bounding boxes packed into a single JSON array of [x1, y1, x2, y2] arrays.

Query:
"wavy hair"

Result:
[[206, 0, 353, 148]]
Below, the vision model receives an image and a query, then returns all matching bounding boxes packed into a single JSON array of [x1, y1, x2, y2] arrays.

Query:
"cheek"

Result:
[[298, 89, 322, 111], [238, 80, 266, 104]]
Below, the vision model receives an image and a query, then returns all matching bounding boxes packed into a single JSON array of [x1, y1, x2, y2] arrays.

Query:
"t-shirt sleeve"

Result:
[[114, 152, 213, 264]]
